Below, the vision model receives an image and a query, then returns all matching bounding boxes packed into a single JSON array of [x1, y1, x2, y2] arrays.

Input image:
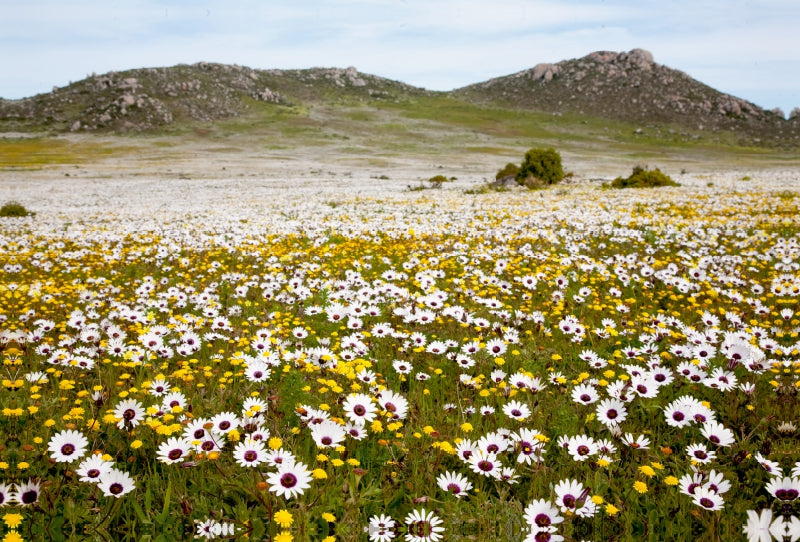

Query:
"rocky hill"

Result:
[[0, 62, 429, 133], [453, 49, 799, 146], [1, 50, 798, 147]]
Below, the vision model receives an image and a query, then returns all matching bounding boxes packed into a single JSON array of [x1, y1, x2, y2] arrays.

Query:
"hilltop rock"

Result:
[[454, 48, 798, 147]]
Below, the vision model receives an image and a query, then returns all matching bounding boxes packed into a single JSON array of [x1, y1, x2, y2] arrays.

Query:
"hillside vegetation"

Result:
[[1, 49, 799, 168]]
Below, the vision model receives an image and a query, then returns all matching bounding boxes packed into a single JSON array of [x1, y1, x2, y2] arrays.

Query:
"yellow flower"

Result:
[[321, 512, 336, 523], [322, 537, 336, 542], [605, 503, 620, 516], [130, 440, 143, 449], [639, 465, 656, 478], [330, 459, 344, 467], [268, 437, 283, 450], [3, 531, 24, 542], [633, 481, 648, 494], [590, 495, 604, 505], [17, 462, 29, 470], [460, 422, 473, 433], [274, 531, 293, 542], [3, 513, 23, 529], [664, 476, 679, 486], [273, 509, 293, 529], [312, 469, 328, 479]]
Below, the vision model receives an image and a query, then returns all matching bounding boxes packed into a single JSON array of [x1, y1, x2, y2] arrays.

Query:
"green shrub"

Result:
[[516, 147, 565, 188], [610, 166, 680, 188], [495, 162, 520, 181], [427, 174, 450, 188], [0, 201, 31, 217]]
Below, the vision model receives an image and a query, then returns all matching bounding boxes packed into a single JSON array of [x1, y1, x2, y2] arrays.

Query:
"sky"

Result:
[[2, 1, 799, 116]]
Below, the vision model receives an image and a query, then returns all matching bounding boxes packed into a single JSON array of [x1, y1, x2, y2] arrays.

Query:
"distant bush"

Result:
[[516, 147, 565, 188], [495, 162, 520, 181], [610, 166, 679, 188], [0, 201, 31, 217], [427, 175, 450, 188]]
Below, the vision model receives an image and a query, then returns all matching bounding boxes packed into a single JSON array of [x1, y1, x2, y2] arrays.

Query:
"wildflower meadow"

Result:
[[0, 173, 798, 541]]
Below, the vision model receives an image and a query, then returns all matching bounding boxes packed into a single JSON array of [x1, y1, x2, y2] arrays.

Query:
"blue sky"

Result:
[[2, 1, 798, 116]]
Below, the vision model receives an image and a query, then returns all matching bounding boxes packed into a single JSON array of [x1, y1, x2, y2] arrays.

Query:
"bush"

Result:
[[516, 147, 565, 188], [427, 175, 450, 188], [610, 166, 680, 188], [495, 162, 520, 181], [0, 201, 31, 217]]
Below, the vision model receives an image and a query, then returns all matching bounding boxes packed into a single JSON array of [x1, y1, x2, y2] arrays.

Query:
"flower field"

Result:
[[1, 173, 799, 541]]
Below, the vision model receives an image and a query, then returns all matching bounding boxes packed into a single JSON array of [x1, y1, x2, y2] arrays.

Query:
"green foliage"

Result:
[[0, 200, 31, 217], [495, 162, 520, 180], [427, 174, 450, 188], [610, 165, 680, 188], [516, 147, 565, 188]]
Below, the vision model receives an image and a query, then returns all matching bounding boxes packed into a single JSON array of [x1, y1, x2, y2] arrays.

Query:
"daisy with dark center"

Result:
[[266, 460, 313, 499], [15, 479, 41, 506], [367, 514, 397, 542], [567, 435, 598, 462], [148, 377, 171, 397], [701, 420, 736, 447], [663, 402, 692, 428], [47, 429, 89, 463], [98, 468, 136, 498], [183, 418, 212, 443], [377, 390, 409, 420], [523, 498, 564, 532], [113, 398, 145, 429], [210, 411, 240, 435], [595, 398, 628, 428], [343, 393, 378, 424], [468, 450, 502, 479], [692, 486, 725, 510], [436, 471, 473, 498], [157, 437, 192, 465], [404, 508, 445, 542], [502, 399, 531, 422], [513, 428, 546, 465], [244, 360, 271, 382], [686, 443, 716, 464], [310, 420, 347, 448], [76, 454, 114, 484], [765, 476, 800, 502], [553, 478, 590, 513], [455, 439, 476, 462], [344, 420, 368, 440], [571, 383, 599, 405], [679, 472, 706, 497], [233, 438, 268, 468], [754, 452, 783, 477]]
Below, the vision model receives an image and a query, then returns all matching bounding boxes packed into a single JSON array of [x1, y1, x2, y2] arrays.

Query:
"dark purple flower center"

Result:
[[776, 489, 799, 501], [22, 490, 38, 504], [280, 473, 298, 488], [61, 443, 76, 456], [110, 483, 124, 495]]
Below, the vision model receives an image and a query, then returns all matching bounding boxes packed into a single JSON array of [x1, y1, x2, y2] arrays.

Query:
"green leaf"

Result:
[[155, 480, 172, 525]]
